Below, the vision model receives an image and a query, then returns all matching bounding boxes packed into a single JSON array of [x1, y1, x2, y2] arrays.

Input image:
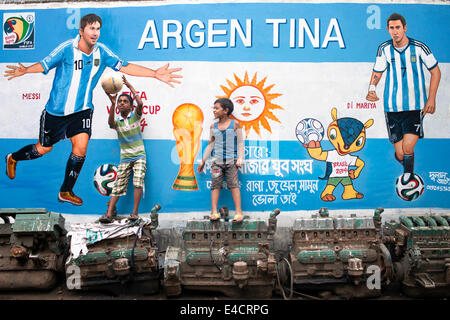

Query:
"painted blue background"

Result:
[[0, 138, 448, 214]]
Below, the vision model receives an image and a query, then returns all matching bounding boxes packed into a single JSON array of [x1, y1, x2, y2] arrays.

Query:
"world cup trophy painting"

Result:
[[172, 103, 204, 191]]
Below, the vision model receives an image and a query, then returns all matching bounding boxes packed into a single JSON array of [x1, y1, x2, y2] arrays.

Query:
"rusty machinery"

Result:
[[0, 208, 67, 290], [64, 204, 162, 294], [383, 214, 450, 298], [276, 208, 394, 299], [1, 205, 450, 299], [163, 207, 281, 298]]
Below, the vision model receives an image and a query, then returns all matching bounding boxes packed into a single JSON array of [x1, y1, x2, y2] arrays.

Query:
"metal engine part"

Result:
[[65, 204, 162, 294], [0, 208, 67, 290], [163, 207, 281, 298], [283, 207, 392, 299], [383, 214, 450, 298]]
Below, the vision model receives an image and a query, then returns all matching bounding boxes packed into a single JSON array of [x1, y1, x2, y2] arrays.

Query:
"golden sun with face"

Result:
[[218, 72, 283, 138]]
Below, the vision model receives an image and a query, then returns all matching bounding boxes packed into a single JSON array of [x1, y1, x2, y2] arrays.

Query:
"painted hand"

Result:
[[5, 63, 27, 80], [349, 169, 357, 179], [422, 98, 436, 115], [366, 91, 379, 102], [155, 63, 183, 88], [303, 140, 321, 148]]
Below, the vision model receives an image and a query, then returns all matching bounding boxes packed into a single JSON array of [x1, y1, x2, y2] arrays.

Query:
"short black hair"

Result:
[[215, 98, 234, 116], [118, 93, 133, 106], [80, 14, 102, 30], [387, 13, 406, 27]]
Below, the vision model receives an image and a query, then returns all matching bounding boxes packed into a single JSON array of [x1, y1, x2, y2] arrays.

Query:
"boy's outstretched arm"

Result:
[[122, 75, 143, 115], [106, 92, 117, 129]]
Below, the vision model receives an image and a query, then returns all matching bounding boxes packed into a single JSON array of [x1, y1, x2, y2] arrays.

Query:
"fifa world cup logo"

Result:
[[172, 103, 204, 191]]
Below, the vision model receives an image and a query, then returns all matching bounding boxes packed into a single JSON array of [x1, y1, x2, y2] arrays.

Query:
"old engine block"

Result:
[[163, 208, 280, 298], [279, 208, 392, 298], [0, 208, 67, 290], [65, 204, 162, 294], [383, 214, 450, 298]]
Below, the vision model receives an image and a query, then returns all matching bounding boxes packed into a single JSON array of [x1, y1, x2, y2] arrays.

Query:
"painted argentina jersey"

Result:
[[40, 35, 127, 116], [115, 112, 146, 163], [373, 38, 438, 113]]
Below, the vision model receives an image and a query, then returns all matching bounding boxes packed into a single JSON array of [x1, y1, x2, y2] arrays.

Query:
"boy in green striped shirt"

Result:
[[100, 76, 146, 223]]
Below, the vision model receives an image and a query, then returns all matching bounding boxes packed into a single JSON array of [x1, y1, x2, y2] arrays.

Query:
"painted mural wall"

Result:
[[0, 1, 449, 216]]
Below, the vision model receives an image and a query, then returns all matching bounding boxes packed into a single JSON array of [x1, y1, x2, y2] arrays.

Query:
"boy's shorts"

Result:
[[210, 160, 240, 190], [39, 109, 93, 147], [111, 158, 146, 197], [385, 110, 424, 144]]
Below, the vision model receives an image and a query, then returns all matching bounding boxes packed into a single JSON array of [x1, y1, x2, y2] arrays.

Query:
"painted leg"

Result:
[[403, 153, 414, 174], [320, 185, 336, 201], [402, 133, 419, 174], [393, 140, 404, 166], [342, 184, 364, 200], [58, 133, 89, 206], [6, 142, 48, 179], [35, 141, 53, 156], [60, 153, 85, 193]]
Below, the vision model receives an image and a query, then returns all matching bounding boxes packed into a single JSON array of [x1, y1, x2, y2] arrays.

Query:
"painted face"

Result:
[[327, 118, 366, 155], [230, 85, 265, 122], [388, 20, 407, 45], [79, 21, 101, 47]]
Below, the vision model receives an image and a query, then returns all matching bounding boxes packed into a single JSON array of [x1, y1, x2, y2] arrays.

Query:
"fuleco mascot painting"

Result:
[[296, 108, 374, 202]]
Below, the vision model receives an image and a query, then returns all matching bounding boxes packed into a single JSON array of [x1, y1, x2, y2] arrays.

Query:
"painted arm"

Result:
[[304, 141, 328, 161], [423, 65, 441, 115], [197, 126, 215, 173], [366, 71, 383, 102], [4, 62, 44, 80], [235, 121, 244, 168], [119, 63, 182, 88], [349, 158, 364, 179], [122, 75, 143, 116]]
